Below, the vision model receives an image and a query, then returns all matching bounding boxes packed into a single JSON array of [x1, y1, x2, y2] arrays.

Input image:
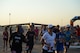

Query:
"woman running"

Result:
[[3, 27, 9, 50]]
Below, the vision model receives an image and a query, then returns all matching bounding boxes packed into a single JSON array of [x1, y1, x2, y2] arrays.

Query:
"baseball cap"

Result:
[[66, 24, 70, 28], [48, 24, 53, 29]]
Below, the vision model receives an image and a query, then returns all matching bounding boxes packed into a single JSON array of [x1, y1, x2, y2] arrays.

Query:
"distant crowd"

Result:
[[2, 24, 80, 53]]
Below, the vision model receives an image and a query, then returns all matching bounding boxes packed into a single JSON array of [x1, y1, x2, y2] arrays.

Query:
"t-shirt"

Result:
[[34, 29, 39, 36], [42, 32, 56, 51], [9, 32, 25, 50], [56, 32, 65, 51], [64, 31, 71, 42], [3, 31, 8, 39], [26, 31, 35, 45]]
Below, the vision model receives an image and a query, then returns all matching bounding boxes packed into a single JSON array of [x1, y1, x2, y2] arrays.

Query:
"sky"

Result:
[[0, 0, 80, 26]]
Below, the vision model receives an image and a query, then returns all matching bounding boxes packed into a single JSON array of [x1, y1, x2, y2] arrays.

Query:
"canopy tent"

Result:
[[70, 16, 80, 26]]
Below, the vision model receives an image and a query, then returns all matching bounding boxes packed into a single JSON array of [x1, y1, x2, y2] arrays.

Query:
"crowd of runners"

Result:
[[2, 24, 80, 53]]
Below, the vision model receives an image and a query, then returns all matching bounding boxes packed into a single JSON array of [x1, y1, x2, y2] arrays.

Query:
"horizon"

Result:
[[0, 0, 80, 26]]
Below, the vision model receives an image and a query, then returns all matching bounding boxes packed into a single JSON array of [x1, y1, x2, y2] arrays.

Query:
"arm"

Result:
[[9, 33, 13, 43], [9, 33, 13, 48], [25, 32, 30, 44], [39, 30, 43, 36], [40, 37, 47, 46], [22, 34, 27, 43], [40, 33, 49, 46]]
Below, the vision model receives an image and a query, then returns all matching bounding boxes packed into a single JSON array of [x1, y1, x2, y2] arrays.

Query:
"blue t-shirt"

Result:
[[56, 32, 65, 51], [64, 31, 71, 42]]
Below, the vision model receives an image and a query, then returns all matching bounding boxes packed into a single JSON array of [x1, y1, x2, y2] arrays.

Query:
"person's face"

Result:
[[48, 28, 53, 32], [30, 26, 34, 31], [60, 28, 63, 32], [43, 26, 46, 30], [66, 27, 70, 31], [30, 28, 33, 31]]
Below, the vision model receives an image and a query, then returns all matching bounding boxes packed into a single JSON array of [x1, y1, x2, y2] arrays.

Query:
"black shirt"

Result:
[[26, 31, 35, 45], [9, 32, 25, 50]]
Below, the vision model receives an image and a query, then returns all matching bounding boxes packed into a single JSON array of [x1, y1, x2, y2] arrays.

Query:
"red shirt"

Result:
[[34, 29, 39, 36], [3, 31, 8, 38]]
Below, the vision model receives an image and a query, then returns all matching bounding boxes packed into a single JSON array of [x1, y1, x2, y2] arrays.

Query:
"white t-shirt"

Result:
[[42, 32, 56, 51]]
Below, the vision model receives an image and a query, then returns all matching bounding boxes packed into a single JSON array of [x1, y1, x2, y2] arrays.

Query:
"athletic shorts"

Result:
[[3, 38, 8, 41], [11, 45, 22, 53], [64, 42, 70, 48], [11, 50, 22, 53], [42, 49, 55, 53], [26, 44, 34, 51]]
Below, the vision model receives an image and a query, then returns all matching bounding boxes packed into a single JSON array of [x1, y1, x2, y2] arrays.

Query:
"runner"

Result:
[[9, 25, 26, 53], [56, 27, 65, 53], [25, 25, 35, 53], [53, 25, 60, 34], [34, 27, 39, 40], [40, 25, 47, 37], [64, 25, 71, 53], [3, 26, 9, 50], [76, 25, 80, 42], [40, 25, 47, 45], [40, 24, 56, 53], [10, 26, 12, 36]]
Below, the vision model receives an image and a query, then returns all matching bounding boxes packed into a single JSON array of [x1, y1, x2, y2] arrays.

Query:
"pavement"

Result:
[[0, 39, 80, 53]]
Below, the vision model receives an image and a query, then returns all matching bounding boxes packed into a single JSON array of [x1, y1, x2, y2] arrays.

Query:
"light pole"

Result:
[[9, 13, 12, 36], [9, 13, 11, 25]]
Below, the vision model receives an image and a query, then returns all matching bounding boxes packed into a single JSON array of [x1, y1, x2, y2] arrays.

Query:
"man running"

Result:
[[64, 25, 71, 53], [56, 27, 65, 53], [26, 25, 35, 53], [9, 25, 26, 53]]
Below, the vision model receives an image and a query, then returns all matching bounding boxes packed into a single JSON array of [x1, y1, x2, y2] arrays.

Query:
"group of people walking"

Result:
[[2, 24, 80, 53]]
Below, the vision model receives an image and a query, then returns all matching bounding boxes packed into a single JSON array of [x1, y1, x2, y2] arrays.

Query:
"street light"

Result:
[[9, 13, 11, 25], [9, 13, 12, 36]]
